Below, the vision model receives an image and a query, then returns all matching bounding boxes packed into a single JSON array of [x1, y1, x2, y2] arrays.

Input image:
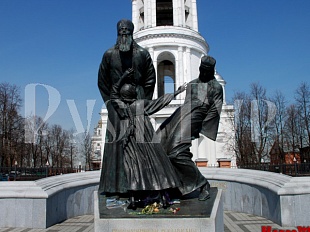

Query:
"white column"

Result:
[[173, 0, 179, 26], [185, 47, 191, 83], [191, 0, 198, 31], [198, 135, 208, 160], [149, 47, 157, 99], [222, 84, 226, 105], [132, 0, 139, 33], [146, 0, 152, 28], [176, 0, 182, 26], [177, 46, 184, 100], [143, 0, 147, 28], [151, 0, 157, 27], [148, 46, 154, 60], [180, 0, 185, 27], [206, 139, 217, 167]]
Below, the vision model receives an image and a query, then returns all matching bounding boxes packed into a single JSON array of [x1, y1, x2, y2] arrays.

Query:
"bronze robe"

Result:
[[98, 42, 155, 193], [157, 78, 223, 195]]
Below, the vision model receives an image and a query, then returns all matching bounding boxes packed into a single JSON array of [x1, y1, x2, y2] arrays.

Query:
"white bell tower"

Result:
[[132, 0, 209, 100]]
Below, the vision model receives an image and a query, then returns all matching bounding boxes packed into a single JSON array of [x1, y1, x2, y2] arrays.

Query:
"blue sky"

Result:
[[1, 0, 310, 134]]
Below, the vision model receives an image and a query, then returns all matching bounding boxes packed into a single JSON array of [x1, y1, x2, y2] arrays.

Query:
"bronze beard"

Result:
[[117, 34, 133, 52]]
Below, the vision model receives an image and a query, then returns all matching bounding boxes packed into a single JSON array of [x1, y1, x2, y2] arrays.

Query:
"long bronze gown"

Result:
[[112, 93, 181, 191], [98, 41, 155, 193]]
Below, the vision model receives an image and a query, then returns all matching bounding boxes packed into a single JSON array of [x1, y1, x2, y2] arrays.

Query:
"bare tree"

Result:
[[233, 91, 254, 165], [60, 130, 71, 168], [250, 82, 274, 163], [81, 131, 92, 170], [42, 126, 53, 167], [50, 125, 64, 168], [0, 83, 22, 167], [26, 120, 73, 169], [68, 130, 76, 169], [269, 90, 287, 163], [284, 104, 301, 152], [11, 116, 27, 166], [231, 83, 277, 166], [228, 81, 310, 167], [24, 116, 48, 167], [295, 82, 310, 147]]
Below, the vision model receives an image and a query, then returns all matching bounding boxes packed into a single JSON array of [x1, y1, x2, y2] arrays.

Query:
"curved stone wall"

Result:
[[0, 171, 99, 228], [1, 169, 309, 228], [200, 168, 310, 227]]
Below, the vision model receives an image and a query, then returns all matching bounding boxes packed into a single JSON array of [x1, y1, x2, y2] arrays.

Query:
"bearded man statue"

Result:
[[98, 19, 156, 194]]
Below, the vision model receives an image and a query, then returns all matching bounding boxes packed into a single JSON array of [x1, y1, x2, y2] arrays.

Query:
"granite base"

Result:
[[94, 188, 223, 232]]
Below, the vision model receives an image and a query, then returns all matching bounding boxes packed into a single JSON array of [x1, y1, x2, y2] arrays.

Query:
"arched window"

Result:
[[156, 0, 173, 26], [156, 52, 175, 97], [157, 60, 175, 97]]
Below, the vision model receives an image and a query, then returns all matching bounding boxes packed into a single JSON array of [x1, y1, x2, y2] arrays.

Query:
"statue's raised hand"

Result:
[[174, 82, 187, 96]]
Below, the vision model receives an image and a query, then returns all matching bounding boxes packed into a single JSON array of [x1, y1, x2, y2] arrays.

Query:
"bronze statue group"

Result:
[[98, 20, 223, 210]]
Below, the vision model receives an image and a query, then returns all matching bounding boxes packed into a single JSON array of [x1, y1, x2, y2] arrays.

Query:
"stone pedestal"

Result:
[[94, 188, 223, 232], [217, 159, 231, 168], [195, 158, 208, 167]]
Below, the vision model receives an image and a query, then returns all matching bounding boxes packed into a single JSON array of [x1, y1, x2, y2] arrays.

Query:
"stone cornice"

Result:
[[135, 33, 209, 50]]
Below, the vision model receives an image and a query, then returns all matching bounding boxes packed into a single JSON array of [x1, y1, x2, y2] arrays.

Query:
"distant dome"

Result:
[[214, 70, 226, 85]]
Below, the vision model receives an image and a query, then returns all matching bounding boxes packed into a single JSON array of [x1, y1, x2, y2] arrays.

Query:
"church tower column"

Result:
[[191, 139, 199, 161], [132, 0, 139, 33], [185, 47, 192, 83], [144, 0, 152, 28], [172, 0, 179, 26], [222, 82, 227, 105], [176, 46, 184, 100], [215, 71, 227, 105], [197, 137, 206, 160], [172, 0, 185, 27], [148, 46, 158, 99], [208, 141, 217, 167], [180, 0, 185, 26], [191, 0, 199, 31], [151, 0, 156, 27]]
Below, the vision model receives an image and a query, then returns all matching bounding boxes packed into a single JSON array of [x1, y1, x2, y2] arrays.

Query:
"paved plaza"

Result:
[[0, 211, 297, 232]]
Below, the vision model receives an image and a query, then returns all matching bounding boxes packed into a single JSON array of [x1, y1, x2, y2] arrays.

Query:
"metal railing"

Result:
[[239, 162, 310, 177], [0, 166, 100, 181]]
